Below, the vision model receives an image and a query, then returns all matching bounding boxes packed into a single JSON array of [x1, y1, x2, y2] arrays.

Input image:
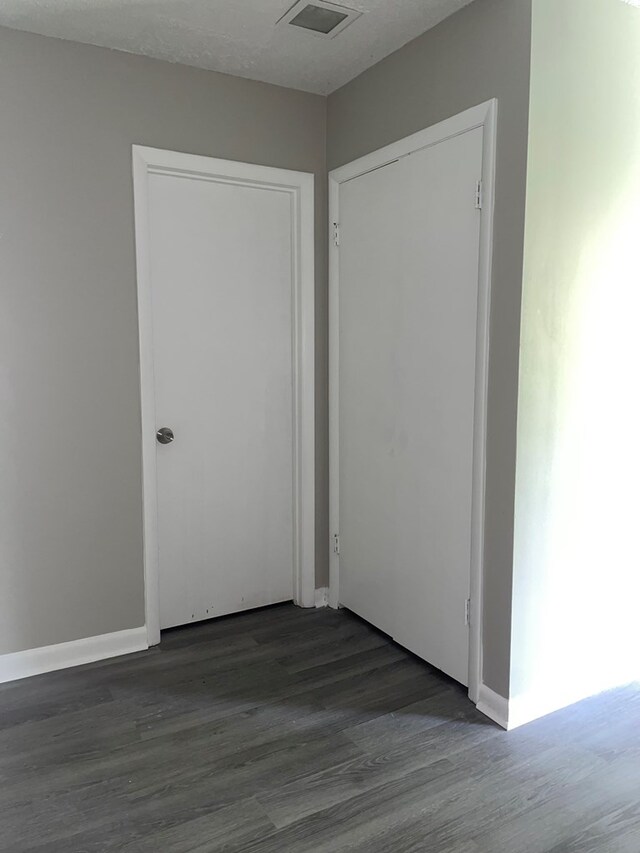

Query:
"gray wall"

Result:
[[327, 0, 532, 698], [0, 26, 327, 655]]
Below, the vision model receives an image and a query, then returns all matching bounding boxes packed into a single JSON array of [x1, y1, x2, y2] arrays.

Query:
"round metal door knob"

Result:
[[156, 427, 175, 445]]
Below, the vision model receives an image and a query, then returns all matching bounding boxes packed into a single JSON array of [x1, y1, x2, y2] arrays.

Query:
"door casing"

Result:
[[328, 100, 497, 705], [133, 146, 315, 646]]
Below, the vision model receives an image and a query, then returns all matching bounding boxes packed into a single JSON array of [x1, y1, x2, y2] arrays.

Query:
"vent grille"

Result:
[[290, 5, 348, 34], [278, 1, 362, 39]]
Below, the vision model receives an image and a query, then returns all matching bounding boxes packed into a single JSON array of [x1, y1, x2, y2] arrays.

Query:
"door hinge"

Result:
[[465, 598, 471, 627], [332, 221, 340, 247], [475, 180, 483, 210], [333, 533, 340, 555]]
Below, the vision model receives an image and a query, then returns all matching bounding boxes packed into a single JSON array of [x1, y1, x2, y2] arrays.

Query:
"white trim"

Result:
[[328, 168, 341, 612], [507, 671, 640, 730], [132, 146, 316, 646], [314, 587, 329, 608], [476, 680, 636, 731], [476, 683, 509, 730], [0, 628, 148, 685], [468, 100, 497, 705], [328, 100, 498, 706], [477, 675, 640, 732]]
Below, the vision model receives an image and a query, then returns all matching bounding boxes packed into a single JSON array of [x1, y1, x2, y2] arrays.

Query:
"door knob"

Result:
[[156, 427, 174, 445]]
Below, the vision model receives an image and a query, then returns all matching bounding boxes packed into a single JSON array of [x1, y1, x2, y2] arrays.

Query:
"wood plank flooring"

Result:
[[0, 604, 638, 852]]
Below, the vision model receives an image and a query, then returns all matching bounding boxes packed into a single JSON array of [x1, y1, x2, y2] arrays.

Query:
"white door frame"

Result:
[[328, 100, 497, 704], [132, 146, 316, 647]]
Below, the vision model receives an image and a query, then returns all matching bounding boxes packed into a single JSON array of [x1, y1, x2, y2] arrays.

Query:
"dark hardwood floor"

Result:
[[0, 604, 638, 852]]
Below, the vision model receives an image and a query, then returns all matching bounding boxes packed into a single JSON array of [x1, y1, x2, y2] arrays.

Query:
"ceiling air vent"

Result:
[[278, 0, 362, 39]]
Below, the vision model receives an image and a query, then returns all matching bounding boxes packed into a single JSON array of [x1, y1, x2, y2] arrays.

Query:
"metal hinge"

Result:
[[333, 533, 340, 555], [475, 180, 483, 210], [465, 598, 471, 627], [332, 221, 340, 247]]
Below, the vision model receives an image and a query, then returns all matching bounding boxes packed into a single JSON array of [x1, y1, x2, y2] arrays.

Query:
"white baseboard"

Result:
[[0, 627, 149, 685], [508, 673, 640, 730], [314, 587, 329, 608], [476, 676, 640, 731], [476, 681, 585, 731], [476, 683, 510, 730]]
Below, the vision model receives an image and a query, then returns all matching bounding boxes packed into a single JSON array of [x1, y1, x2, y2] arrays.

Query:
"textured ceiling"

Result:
[[0, 0, 476, 94]]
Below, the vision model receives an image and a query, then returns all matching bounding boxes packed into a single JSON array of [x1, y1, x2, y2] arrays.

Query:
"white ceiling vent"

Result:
[[278, 0, 362, 39]]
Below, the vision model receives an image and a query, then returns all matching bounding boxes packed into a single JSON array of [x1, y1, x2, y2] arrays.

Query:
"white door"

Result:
[[338, 127, 483, 686], [146, 171, 295, 630]]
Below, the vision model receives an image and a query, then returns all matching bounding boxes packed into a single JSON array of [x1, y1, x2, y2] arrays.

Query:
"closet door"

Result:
[[338, 127, 483, 686], [339, 159, 405, 639]]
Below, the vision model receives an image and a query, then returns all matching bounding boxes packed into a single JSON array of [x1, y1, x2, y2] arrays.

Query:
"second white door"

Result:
[[337, 127, 484, 686], [146, 166, 297, 630]]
